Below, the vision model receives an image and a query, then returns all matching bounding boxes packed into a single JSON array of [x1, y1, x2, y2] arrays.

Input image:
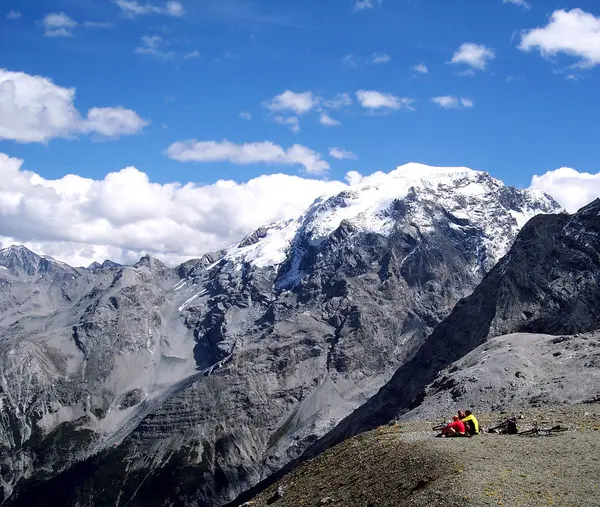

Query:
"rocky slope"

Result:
[[285, 198, 600, 475], [401, 331, 600, 422], [0, 164, 560, 506], [246, 403, 600, 507]]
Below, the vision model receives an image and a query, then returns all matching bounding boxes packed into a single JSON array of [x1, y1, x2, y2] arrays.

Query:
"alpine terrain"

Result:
[[0, 163, 560, 506], [270, 197, 600, 486]]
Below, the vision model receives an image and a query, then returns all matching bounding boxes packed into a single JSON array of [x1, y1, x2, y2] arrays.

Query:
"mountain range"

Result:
[[0, 163, 563, 506]]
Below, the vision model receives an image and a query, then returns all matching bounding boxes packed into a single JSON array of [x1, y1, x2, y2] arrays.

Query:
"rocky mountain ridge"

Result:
[[0, 164, 561, 506]]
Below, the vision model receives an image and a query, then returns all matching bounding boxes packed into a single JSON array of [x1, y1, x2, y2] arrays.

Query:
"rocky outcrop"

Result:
[[402, 330, 600, 421], [0, 164, 560, 506]]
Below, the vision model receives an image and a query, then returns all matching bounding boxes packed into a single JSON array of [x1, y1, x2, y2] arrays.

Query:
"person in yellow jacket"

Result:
[[459, 410, 479, 435]]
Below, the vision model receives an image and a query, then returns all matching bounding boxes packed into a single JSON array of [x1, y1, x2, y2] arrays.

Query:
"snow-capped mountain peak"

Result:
[[222, 164, 561, 273]]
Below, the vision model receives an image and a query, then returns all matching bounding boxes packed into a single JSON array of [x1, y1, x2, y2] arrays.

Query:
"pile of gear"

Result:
[[433, 412, 568, 438]]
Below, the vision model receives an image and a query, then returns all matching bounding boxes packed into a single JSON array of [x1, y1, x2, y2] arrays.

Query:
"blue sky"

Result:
[[1, 0, 600, 266], [1, 0, 599, 188]]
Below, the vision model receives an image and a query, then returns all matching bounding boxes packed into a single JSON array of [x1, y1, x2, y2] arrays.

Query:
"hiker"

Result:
[[441, 415, 465, 437], [461, 410, 480, 435]]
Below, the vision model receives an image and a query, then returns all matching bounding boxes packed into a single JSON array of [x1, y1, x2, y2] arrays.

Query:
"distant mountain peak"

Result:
[[0, 244, 77, 277], [87, 259, 122, 271]]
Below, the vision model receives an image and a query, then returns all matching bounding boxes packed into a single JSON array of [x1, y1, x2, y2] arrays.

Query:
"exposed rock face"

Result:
[[0, 164, 560, 506], [295, 199, 600, 468]]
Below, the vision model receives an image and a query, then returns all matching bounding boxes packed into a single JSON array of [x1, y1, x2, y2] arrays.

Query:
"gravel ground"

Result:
[[244, 403, 600, 507]]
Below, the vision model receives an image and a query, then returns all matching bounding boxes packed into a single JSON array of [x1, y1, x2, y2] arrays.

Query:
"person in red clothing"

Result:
[[441, 415, 466, 437]]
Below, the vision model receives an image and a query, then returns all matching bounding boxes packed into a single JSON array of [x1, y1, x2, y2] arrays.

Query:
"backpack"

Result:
[[505, 418, 518, 434]]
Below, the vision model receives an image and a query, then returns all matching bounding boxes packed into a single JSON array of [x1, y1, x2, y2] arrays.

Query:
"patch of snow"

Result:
[[178, 290, 207, 312], [172, 279, 187, 291], [228, 220, 299, 269]]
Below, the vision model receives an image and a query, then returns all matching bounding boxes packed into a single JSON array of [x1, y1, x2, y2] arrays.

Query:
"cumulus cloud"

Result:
[[503, 0, 530, 8], [83, 107, 150, 137], [372, 53, 391, 64], [356, 90, 414, 110], [7, 10, 22, 20], [432, 96, 458, 108], [264, 90, 318, 115], [43, 12, 78, 37], [320, 113, 340, 126], [529, 167, 600, 213], [413, 63, 428, 74], [353, 0, 374, 11], [329, 147, 357, 160], [431, 96, 474, 109], [0, 68, 148, 143], [519, 9, 600, 69], [450, 43, 496, 70], [114, 0, 184, 18], [165, 139, 330, 175], [0, 152, 347, 266]]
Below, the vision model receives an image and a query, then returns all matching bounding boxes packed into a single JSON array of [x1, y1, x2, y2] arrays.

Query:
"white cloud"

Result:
[[353, 0, 374, 11], [323, 93, 352, 109], [320, 113, 340, 126], [274, 116, 301, 134], [503, 0, 530, 9], [344, 53, 391, 67], [114, 0, 184, 18], [413, 63, 428, 74], [450, 43, 496, 70], [7, 10, 22, 20], [239, 111, 252, 121], [165, 139, 330, 175], [134, 35, 175, 59], [264, 91, 318, 115], [0, 152, 347, 266], [329, 147, 357, 160], [519, 9, 600, 69], [43, 12, 78, 37], [372, 53, 391, 64], [431, 96, 459, 108], [184, 50, 200, 60], [529, 167, 600, 213], [83, 107, 150, 137], [0, 68, 148, 143], [356, 90, 414, 110], [431, 96, 474, 109]]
